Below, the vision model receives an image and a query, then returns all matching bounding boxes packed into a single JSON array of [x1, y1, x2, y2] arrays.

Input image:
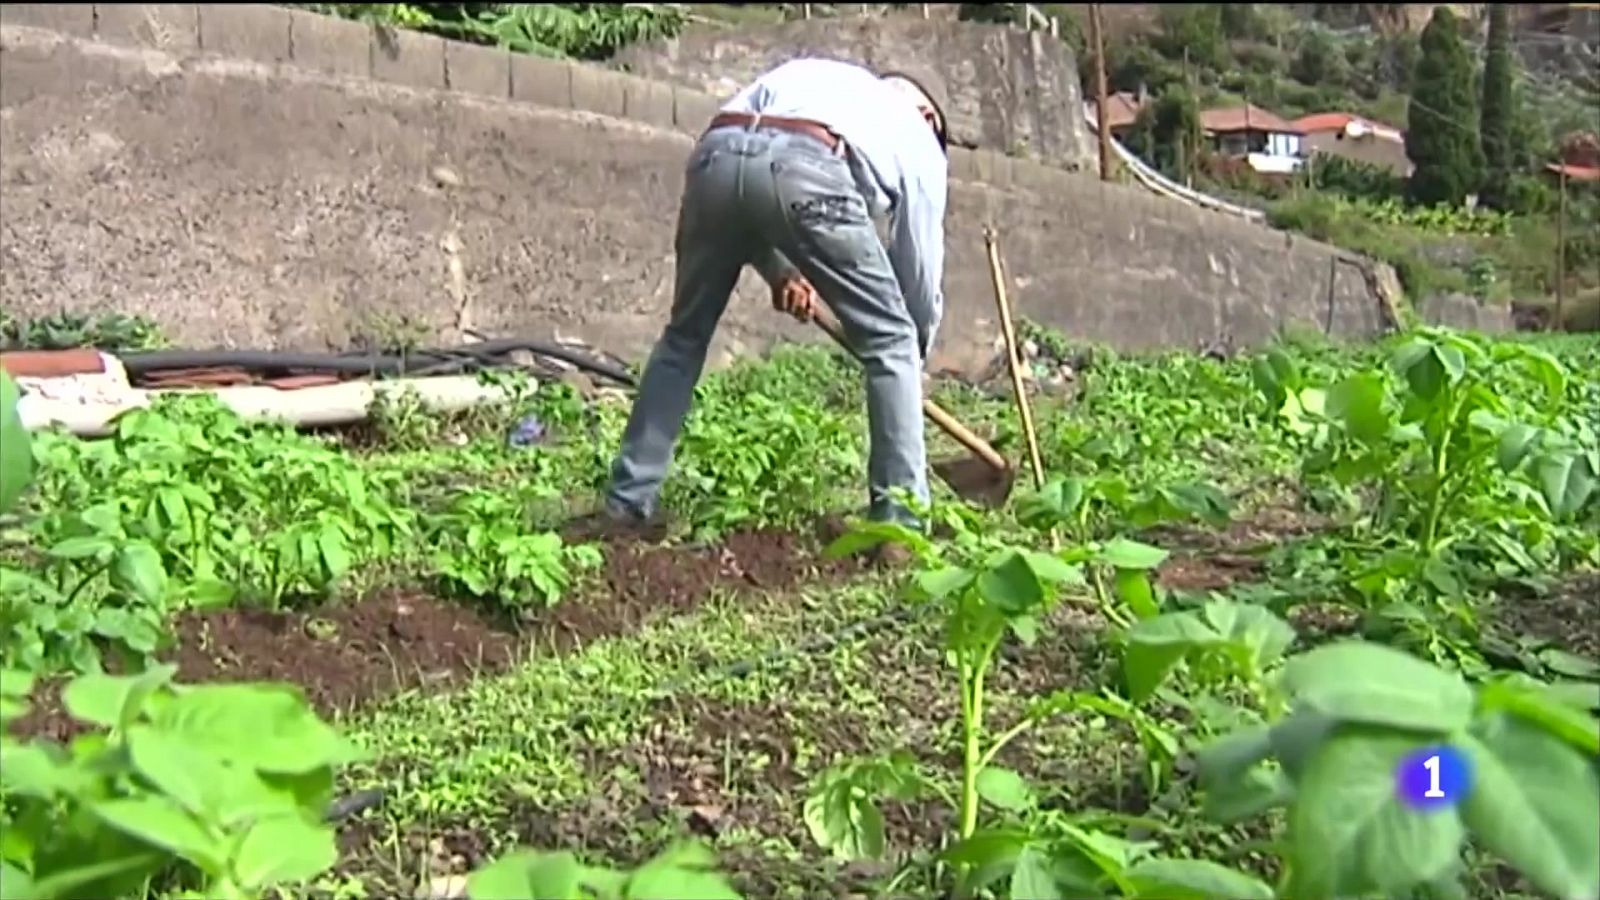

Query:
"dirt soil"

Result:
[[12, 525, 863, 742], [1486, 571, 1600, 662], [346, 605, 1121, 900], [361, 694, 951, 900], [1148, 506, 1330, 594], [539, 527, 861, 653]]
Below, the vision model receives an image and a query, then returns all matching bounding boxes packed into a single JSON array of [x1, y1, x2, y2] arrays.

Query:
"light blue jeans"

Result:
[[604, 125, 930, 525]]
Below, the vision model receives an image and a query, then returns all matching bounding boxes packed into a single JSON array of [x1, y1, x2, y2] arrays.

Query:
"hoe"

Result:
[[809, 307, 1017, 508]]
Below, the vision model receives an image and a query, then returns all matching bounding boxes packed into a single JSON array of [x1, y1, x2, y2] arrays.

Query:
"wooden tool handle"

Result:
[[809, 309, 1011, 474]]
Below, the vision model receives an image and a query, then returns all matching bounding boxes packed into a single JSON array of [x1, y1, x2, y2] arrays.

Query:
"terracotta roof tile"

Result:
[[1547, 162, 1600, 182], [1201, 104, 1304, 135], [0, 349, 106, 378], [1093, 91, 1145, 129], [1294, 112, 1356, 133], [1294, 111, 1405, 141]]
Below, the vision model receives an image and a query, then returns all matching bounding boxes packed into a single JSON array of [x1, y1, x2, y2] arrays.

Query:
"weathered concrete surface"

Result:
[[0, 5, 1393, 370], [614, 16, 1098, 173], [1418, 293, 1516, 333]]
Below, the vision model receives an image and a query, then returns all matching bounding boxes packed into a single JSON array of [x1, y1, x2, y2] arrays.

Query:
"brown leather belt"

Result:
[[706, 112, 841, 152]]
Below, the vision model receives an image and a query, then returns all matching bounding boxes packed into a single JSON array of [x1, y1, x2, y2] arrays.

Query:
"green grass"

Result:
[[1263, 191, 1597, 313], [4, 328, 1598, 900], [314, 331, 1600, 898]]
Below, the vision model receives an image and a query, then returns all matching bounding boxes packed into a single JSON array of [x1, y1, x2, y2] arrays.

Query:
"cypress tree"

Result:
[[1478, 4, 1516, 210], [1405, 7, 1484, 207]]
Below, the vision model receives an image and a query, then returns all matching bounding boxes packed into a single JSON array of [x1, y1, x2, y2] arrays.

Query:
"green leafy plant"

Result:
[[0, 312, 166, 352], [802, 513, 1269, 898], [309, 3, 687, 61], [1349, 197, 1512, 238], [1014, 479, 1188, 626], [1017, 475, 1232, 543], [1197, 641, 1600, 899], [669, 388, 861, 539], [1, 375, 174, 671], [0, 410, 358, 900], [466, 841, 739, 900], [0, 666, 358, 900], [28, 398, 417, 616], [456, 4, 685, 59], [430, 490, 602, 610], [1121, 598, 1296, 711], [1255, 330, 1595, 573], [0, 372, 32, 513], [1, 501, 172, 673]]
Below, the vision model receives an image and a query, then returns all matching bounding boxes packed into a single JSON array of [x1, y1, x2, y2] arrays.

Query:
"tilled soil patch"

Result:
[[1146, 505, 1332, 595], [342, 694, 921, 900], [171, 591, 516, 713], [12, 590, 516, 743], [1484, 571, 1600, 664], [342, 609, 1113, 899], [12, 525, 865, 742], [539, 527, 863, 653]]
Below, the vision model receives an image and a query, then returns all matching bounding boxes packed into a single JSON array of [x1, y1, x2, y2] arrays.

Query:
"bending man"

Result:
[[576, 58, 950, 544]]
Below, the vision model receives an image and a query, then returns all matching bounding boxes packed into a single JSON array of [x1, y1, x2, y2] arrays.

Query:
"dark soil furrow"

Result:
[[10, 525, 865, 741]]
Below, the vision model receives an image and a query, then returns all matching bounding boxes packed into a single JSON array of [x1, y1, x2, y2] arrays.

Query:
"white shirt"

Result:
[[720, 58, 948, 352]]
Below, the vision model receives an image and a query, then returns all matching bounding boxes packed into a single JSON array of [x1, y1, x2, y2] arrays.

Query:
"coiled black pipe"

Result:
[[119, 338, 639, 387]]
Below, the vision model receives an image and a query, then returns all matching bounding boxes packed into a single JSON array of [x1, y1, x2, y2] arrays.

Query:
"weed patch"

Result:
[[1, 331, 1596, 900]]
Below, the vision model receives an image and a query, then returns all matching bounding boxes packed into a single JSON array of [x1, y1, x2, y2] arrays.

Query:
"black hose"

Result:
[[324, 788, 385, 823], [119, 339, 638, 387]]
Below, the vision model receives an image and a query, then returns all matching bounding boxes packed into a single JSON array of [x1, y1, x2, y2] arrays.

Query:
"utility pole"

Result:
[[1182, 46, 1195, 187], [1555, 164, 1568, 331], [1088, 3, 1115, 181]]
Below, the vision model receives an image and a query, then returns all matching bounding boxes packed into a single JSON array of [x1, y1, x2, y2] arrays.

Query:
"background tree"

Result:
[[1151, 5, 1227, 70], [1124, 84, 1202, 182], [1477, 4, 1517, 210], [1291, 28, 1351, 89], [1405, 7, 1484, 206]]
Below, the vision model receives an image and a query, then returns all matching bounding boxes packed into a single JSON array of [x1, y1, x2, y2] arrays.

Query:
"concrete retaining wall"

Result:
[[613, 16, 1099, 173], [0, 4, 1394, 370]]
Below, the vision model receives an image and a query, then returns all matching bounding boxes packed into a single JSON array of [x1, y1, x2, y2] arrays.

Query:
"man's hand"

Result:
[[772, 274, 820, 324]]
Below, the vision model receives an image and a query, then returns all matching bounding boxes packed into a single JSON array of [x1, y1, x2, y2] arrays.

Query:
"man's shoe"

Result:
[[562, 504, 669, 544]]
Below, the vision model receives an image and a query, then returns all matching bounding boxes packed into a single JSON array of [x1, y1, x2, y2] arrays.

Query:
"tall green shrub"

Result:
[[1151, 4, 1227, 70], [1405, 7, 1484, 207], [1125, 85, 1201, 182], [1478, 4, 1517, 210]]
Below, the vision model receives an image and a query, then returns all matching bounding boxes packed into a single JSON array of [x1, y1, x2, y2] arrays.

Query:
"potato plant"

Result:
[[1, 375, 354, 900], [0, 330, 1595, 900]]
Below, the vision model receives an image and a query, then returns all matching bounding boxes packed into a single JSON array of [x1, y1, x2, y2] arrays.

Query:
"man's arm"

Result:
[[887, 169, 948, 362], [752, 247, 802, 287], [753, 246, 821, 323]]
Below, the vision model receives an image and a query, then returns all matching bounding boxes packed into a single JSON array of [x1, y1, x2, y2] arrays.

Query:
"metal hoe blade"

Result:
[[932, 454, 1016, 508]]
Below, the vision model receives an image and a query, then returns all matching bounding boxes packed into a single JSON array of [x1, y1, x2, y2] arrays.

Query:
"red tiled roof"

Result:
[[1561, 131, 1600, 168], [1094, 91, 1144, 130], [1295, 112, 1356, 133], [1201, 104, 1304, 135], [1294, 112, 1404, 140], [1547, 162, 1600, 182]]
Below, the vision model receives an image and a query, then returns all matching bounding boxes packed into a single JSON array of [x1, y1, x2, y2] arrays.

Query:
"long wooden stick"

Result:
[[983, 227, 1047, 490], [809, 308, 1011, 474]]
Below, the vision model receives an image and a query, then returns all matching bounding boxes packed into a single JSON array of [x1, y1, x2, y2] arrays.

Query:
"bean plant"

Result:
[[1, 374, 356, 900]]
